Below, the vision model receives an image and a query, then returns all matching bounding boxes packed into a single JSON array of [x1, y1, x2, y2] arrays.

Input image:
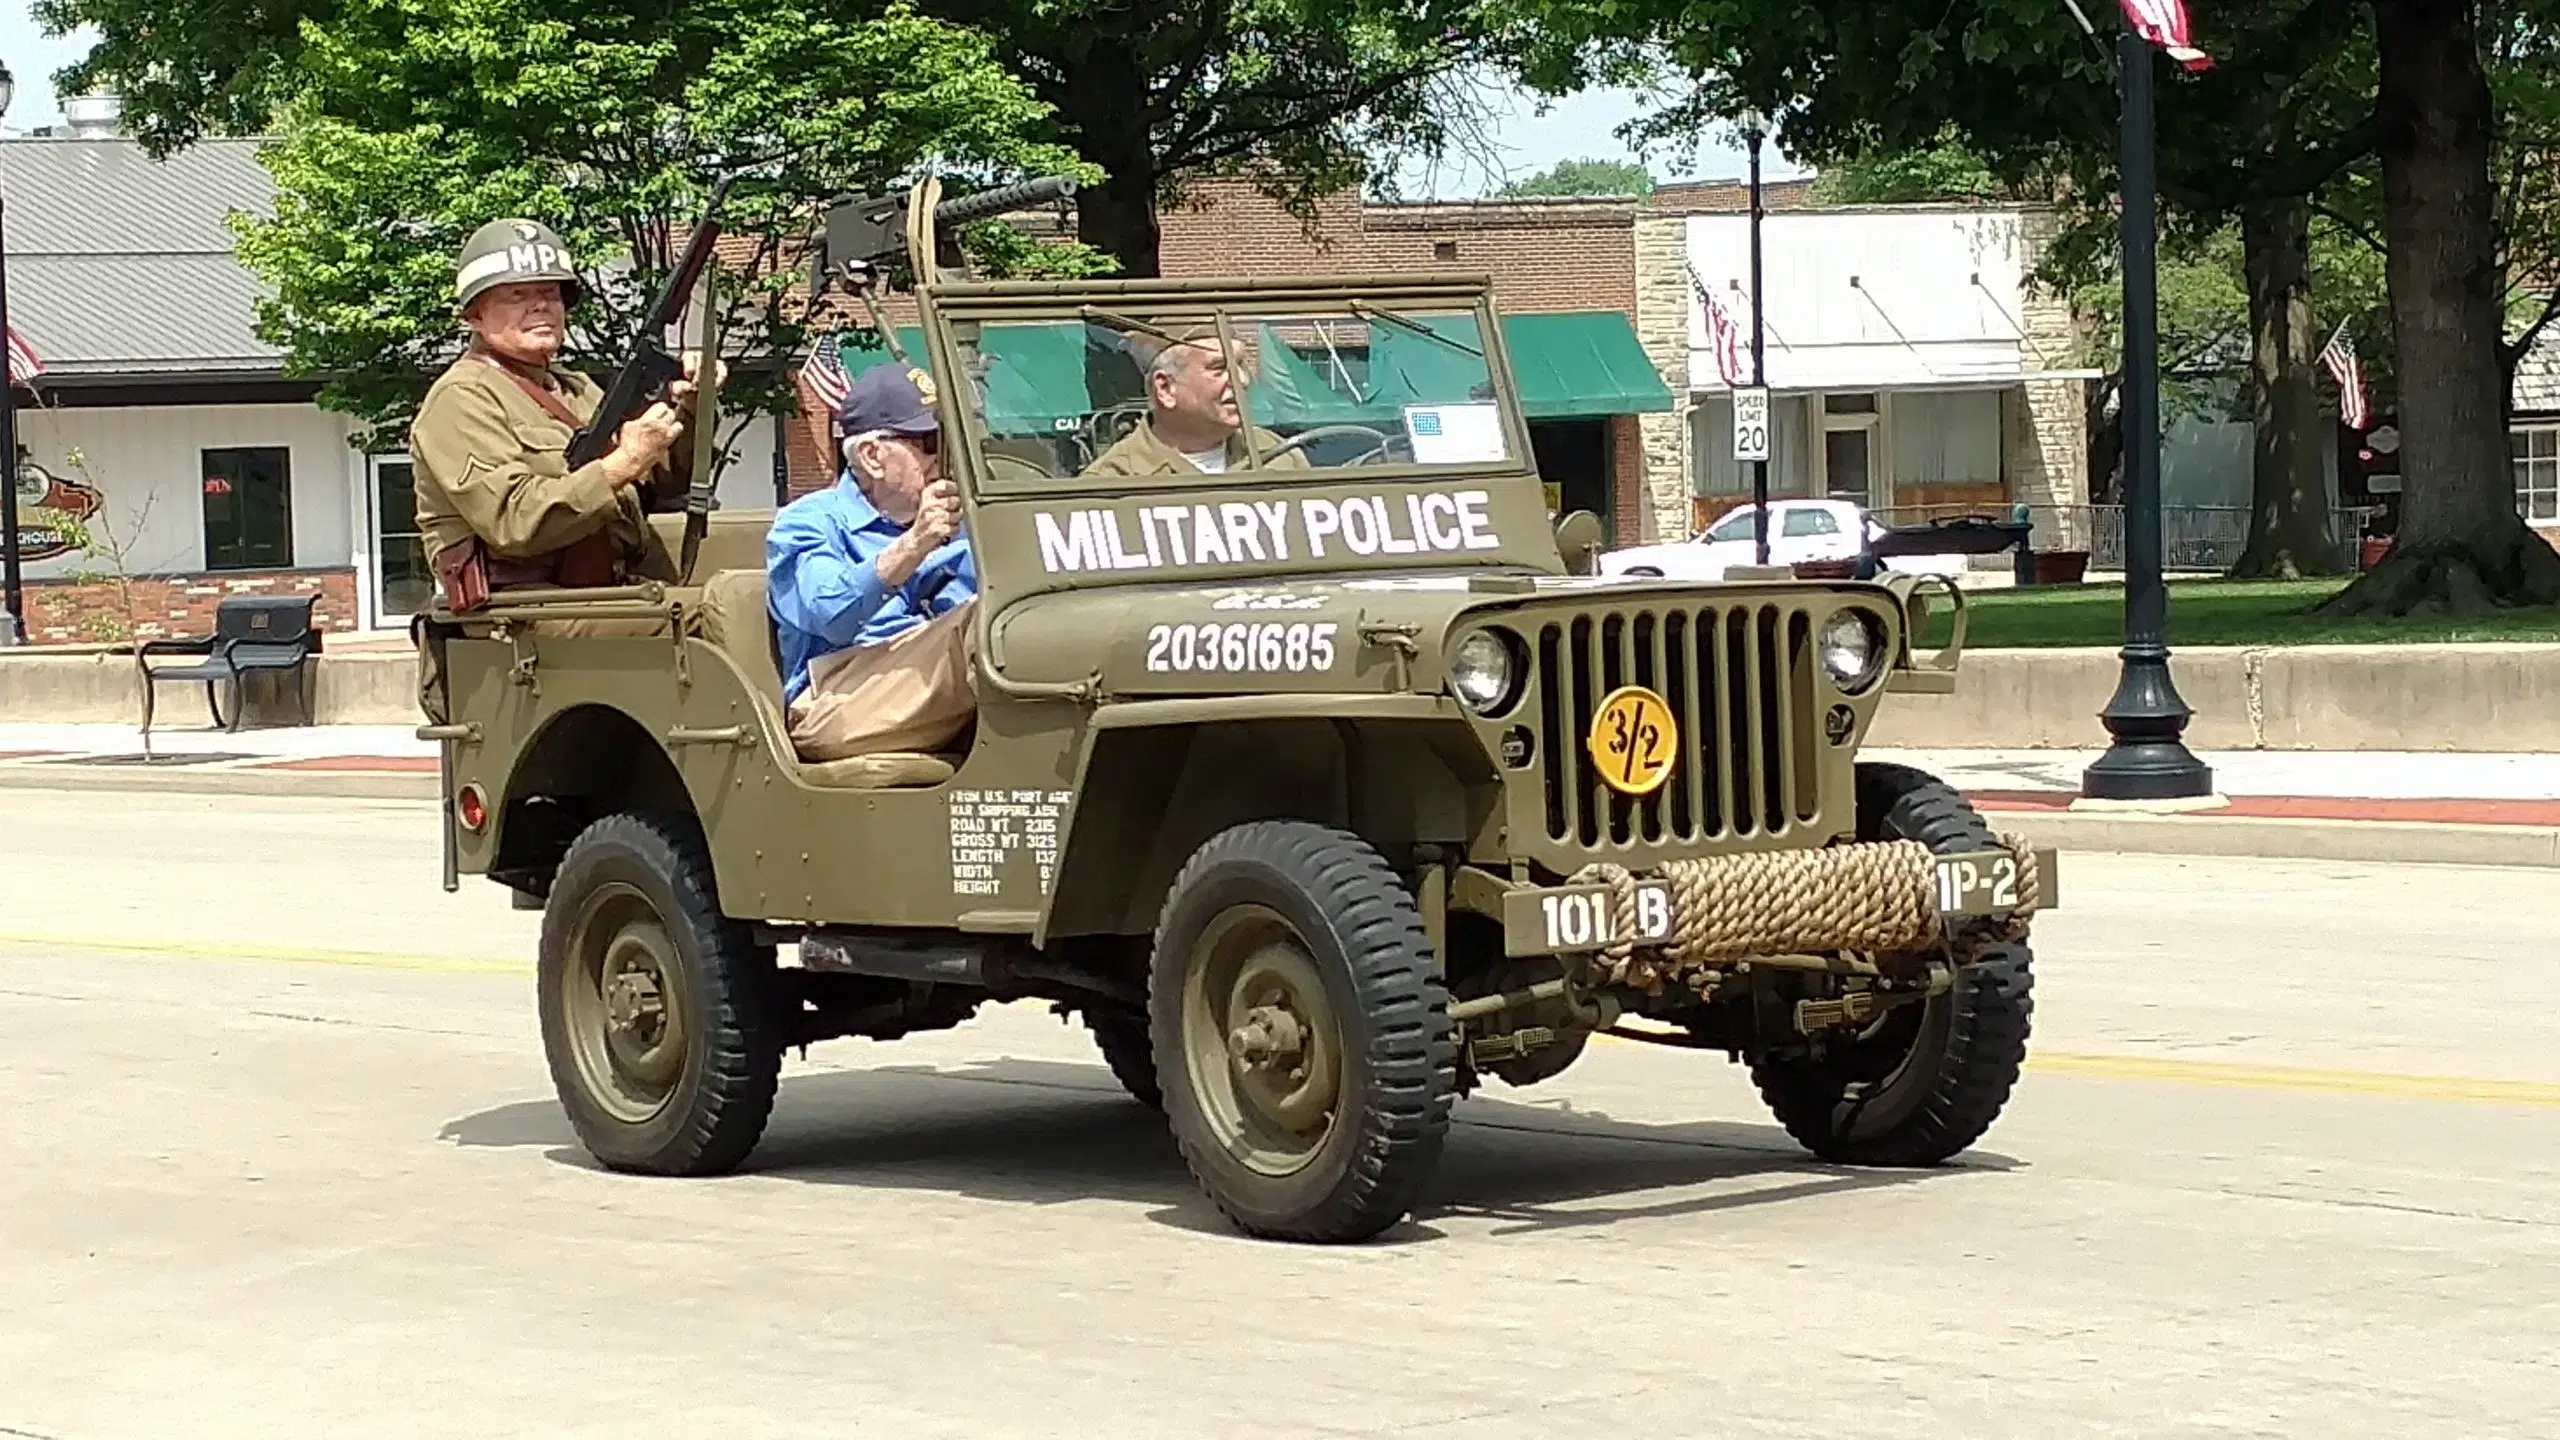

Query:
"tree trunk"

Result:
[[1058, 58, 1164, 279], [2231, 193, 2343, 577], [2324, 0, 2560, 615]]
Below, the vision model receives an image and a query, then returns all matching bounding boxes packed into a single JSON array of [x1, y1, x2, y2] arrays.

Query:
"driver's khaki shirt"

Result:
[[1082, 419, 1312, 478]]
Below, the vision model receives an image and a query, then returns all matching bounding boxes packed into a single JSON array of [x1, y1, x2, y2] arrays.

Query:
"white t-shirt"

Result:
[[1181, 446, 1227, 474]]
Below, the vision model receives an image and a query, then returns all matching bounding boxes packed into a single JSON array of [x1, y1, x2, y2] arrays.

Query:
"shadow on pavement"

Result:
[[441, 1055, 2017, 1242]]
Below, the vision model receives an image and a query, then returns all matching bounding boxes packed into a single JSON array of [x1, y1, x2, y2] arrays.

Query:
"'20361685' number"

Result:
[[1145, 621, 1339, 674]]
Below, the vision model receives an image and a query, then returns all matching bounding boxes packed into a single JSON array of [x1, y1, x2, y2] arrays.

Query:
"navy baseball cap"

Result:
[[835, 363, 941, 438]]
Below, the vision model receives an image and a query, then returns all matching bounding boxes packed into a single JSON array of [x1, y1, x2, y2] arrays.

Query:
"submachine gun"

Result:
[[566, 171, 741, 474], [804, 173, 1079, 366]]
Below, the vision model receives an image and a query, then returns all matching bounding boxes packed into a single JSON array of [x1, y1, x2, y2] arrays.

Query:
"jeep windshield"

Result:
[[931, 295, 1529, 495]]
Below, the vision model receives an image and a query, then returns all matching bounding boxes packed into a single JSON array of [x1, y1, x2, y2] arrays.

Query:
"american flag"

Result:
[[1685, 263, 1748, 387], [2121, 0, 2213, 71], [2320, 321, 2369, 431], [7, 326, 44, 387], [798, 330, 849, 415]]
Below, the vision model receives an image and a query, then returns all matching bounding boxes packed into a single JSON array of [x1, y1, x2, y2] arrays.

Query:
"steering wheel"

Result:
[[983, 451, 1057, 485], [1260, 423, 1407, 468]]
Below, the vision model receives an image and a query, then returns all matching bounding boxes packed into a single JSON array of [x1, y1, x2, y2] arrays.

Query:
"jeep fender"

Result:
[[1037, 696, 1501, 943]]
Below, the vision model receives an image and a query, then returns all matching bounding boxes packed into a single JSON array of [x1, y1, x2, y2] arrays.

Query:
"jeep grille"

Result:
[[1530, 603, 1824, 851]]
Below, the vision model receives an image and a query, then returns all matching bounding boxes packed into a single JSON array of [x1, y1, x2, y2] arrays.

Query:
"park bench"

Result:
[[135, 594, 324, 735]]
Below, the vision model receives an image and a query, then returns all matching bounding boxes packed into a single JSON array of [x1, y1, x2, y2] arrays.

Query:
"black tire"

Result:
[[1149, 821, 1457, 1243], [537, 811, 781, 1176], [1749, 762, 2034, 1166], [1083, 1006, 1162, 1110]]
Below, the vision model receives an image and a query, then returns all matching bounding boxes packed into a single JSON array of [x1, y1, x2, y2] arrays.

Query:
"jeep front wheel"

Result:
[[1150, 821, 1457, 1243], [538, 812, 782, 1176], [1748, 762, 2035, 1166]]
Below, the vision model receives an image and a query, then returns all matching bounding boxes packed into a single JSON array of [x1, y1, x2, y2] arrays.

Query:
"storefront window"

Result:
[[2512, 425, 2560, 524], [202, 447, 293, 571]]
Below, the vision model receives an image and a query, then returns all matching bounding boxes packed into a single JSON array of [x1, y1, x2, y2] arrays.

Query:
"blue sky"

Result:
[[0, 5, 1808, 195]]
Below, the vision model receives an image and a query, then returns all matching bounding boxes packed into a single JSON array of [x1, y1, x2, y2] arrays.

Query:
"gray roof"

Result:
[[2518, 326, 2560, 417], [0, 136, 284, 377]]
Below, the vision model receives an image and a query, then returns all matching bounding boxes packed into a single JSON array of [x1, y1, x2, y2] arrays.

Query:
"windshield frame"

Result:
[[915, 277, 1540, 502]]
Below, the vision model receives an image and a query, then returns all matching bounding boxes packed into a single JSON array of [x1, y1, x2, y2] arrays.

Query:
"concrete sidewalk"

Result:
[[8, 721, 2560, 866]]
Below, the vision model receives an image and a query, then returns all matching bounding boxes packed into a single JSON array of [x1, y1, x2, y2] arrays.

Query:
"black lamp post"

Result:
[[0, 62, 20, 649], [1742, 109, 1771, 567], [2080, 19, 2212, 800]]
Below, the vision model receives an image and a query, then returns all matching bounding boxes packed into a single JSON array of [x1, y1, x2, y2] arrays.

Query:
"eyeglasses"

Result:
[[904, 431, 940, 456]]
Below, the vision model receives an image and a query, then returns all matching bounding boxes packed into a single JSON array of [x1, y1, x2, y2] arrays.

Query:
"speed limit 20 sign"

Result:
[[1731, 386, 1769, 462]]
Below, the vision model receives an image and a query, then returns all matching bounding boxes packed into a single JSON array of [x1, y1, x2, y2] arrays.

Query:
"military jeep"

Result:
[[418, 179, 2056, 1244]]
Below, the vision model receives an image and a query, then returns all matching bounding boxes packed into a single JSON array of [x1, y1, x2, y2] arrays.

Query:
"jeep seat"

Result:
[[690, 568, 959, 790]]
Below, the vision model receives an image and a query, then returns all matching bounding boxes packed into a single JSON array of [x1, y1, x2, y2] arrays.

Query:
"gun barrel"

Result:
[[933, 175, 1079, 229]]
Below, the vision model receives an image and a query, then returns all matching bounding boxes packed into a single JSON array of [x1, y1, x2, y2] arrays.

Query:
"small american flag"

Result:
[[2320, 321, 2369, 431], [1686, 263, 1747, 387], [799, 331, 849, 415], [1411, 411, 1444, 436], [8, 326, 45, 387], [2121, 0, 2213, 71]]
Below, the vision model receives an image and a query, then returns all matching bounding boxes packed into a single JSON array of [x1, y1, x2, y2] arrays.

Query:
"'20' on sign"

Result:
[[1731, 386, 1770, 462]]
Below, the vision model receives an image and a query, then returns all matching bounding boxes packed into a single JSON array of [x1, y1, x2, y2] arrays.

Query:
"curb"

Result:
[[1981, 808, 2560, 869], [0, 765, 437, 802], [8, 763, 2557, 868]]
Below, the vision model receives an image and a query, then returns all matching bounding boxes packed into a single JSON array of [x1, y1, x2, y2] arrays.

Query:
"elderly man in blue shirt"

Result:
[[767, 363, 979, 761]]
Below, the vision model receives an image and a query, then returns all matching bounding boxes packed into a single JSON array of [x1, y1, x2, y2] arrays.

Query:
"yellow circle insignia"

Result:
[[907, 366, 939, 406], [1586, 685, 1680, 796]]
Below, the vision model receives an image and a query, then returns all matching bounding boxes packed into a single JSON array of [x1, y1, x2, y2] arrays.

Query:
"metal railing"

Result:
[[1868, 502, 2380, 573]]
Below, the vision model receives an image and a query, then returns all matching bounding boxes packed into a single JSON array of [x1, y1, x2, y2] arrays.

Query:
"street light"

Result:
[[0, 61, 20, 648], [1739, 108, 1771, 567], [2079, 15, 2212, 799]]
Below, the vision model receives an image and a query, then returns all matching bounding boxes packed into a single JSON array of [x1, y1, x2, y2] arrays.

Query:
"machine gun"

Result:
[[805, 174, 1079, 364], [565, 172, 742, 471]]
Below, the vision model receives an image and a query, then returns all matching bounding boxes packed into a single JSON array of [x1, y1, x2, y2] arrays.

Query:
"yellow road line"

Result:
[[2025, 1051, 2560, 1108], [0, 932, 523, 977], [8, 934, 2556, 1108]]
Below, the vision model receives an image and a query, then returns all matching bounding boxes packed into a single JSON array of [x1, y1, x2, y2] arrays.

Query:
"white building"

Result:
[[1630, 203, 2098, 551], [2, 108, 781, 643]]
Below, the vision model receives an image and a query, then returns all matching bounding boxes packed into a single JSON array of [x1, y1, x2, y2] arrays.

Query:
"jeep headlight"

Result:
[[1450, 630, 1520, 715], [1820, 610, 1888, 694]]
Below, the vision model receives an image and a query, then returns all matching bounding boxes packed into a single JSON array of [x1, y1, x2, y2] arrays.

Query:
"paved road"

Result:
[[3, 790, 2554, 1440]]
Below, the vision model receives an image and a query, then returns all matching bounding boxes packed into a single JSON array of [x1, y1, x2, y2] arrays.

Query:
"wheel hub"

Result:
[[1182, 911, 1343, 1176], [605, 968, 665, 1038], [1228, 1003, 1307, 1070]]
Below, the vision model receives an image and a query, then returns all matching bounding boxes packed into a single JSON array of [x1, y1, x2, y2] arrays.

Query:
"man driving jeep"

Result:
[[1081, 334, 1309, 478]]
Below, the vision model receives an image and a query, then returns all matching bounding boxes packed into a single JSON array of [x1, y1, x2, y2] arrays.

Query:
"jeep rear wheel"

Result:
[[1749, 762, 2035, 1166], [1150, 821, 1457, 1243], [538, 812, 782, 1176], [1082, 1005, 1161, 1110]]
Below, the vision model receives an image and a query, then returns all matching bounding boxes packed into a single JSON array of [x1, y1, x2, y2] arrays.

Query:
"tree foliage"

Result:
[[171, 0, 1098, 446], [41, 0, 1532, 278], [1494, 157, 1655, 197]]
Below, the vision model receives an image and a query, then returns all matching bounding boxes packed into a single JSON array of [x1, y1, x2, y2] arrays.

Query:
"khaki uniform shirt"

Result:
[[407, 352, 693, 578], [1081, 419, 1313, 478]]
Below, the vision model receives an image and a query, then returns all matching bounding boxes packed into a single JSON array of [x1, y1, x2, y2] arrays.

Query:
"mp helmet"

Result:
[[453, 218, 584, 313]]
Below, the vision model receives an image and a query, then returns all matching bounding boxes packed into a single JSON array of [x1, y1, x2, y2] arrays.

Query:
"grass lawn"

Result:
[[1908, 577, 2560, 648]]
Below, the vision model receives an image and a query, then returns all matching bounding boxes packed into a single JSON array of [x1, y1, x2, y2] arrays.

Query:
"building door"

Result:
[[369, 454, 432, 623], [1822, 392, 1883, 511]]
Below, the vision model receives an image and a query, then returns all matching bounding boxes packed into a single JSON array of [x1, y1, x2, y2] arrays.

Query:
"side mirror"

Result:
[[1553, 509, 1605, 575]]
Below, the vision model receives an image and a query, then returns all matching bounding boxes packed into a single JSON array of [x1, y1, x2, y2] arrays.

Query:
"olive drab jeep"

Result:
[[418, 174, 2058, 1244]]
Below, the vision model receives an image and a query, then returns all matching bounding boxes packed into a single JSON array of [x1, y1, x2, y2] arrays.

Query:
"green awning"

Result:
[[831, 323, 1093, 436], [829, 309, 1672, 435], [1498, 312, 1676, 419]]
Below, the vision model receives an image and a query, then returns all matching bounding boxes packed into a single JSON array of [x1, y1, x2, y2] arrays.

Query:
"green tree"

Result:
[[1494, 157, 1655, 197], [39, 0, 1528, 278], [174, 0, 1094, 445], [1512, 0, 2385, 582]]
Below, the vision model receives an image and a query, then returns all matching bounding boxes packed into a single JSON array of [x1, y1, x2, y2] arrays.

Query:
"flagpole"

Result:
[[1744, 113, 1770, 567], [0, 187, 23, 648], [2081, 7, 2213, 801]]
